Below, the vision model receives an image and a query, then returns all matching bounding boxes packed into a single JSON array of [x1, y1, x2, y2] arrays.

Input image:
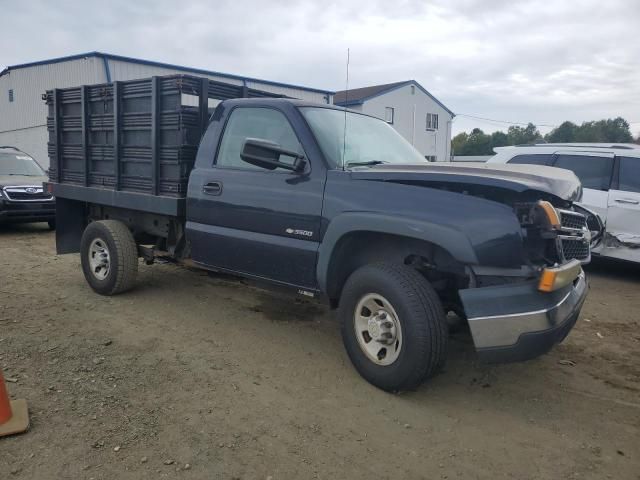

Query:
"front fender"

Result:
[[316, 212, 478, 292]]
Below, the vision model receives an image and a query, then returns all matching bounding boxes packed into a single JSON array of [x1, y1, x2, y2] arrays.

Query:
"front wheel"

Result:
[[80, 220, 138, 295], [339, 263, 448, 391]]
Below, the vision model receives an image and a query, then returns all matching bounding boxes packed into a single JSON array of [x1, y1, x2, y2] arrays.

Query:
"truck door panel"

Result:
[[186, 106, 324, 289]]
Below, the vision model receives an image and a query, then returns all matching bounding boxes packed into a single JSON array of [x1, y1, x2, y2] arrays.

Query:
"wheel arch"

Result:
[[318, 213, 477, 304]]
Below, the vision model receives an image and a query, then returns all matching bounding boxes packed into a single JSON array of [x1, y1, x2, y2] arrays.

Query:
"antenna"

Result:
[[342, 48, 350, 168]]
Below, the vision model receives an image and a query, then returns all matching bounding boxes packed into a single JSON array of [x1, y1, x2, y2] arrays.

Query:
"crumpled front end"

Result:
[[460, 200, 592, 362], [460, 268, 587, 362]]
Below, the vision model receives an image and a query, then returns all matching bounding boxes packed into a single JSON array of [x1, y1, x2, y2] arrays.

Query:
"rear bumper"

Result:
[[459, 270, 587, 363], [0, 201, 56, 223]]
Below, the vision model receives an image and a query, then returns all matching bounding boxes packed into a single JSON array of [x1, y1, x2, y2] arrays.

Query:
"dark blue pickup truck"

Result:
[[46, 75, 590, 391]]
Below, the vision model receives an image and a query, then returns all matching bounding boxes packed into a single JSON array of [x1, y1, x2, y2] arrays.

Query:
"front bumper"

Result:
[[459, 270, 587, 363], [0, 200, 56, 223]]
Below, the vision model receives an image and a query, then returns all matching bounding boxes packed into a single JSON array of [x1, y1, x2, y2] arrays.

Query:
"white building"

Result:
[[334, 81, 454, 161], [0, 52, 334, 168]]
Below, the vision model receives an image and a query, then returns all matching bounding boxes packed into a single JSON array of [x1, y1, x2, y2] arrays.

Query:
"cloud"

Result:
[[2, 0, 639, 135]]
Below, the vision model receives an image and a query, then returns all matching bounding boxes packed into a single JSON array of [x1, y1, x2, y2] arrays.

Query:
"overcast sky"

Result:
[[3, 0, 639, 136]]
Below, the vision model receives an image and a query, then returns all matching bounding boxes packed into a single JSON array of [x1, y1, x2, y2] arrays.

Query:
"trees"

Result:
[[451, 124, 540, 156], [546, 117, 632, 143], [451, 132, 469, 155], [452, 129, 493, 155], [506, 123, 542, 145], [490, 131, 509, 148], [546, 121, 578, 143], [452, 118, 634, 156]]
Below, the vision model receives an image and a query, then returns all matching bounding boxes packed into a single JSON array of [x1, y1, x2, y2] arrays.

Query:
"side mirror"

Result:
[[240, 138, 306, 173]]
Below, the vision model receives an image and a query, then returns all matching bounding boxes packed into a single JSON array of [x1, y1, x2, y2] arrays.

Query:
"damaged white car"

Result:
[[488, 143, 640, 263]]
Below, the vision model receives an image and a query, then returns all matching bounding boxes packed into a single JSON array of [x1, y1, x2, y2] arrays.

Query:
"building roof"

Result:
[[0, 51, 334, 96], [334, 79, 454, 116]]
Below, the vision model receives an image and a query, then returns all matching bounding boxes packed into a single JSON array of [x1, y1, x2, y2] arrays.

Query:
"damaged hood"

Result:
[[349, 163, 582, 202]]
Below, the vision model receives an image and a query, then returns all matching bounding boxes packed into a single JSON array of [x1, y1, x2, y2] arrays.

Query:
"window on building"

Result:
[[410, 85, 415, 95], [384, 107, 394, 124], [8, 89, 14, 102], [617, 156, 640, 193], [426, 113, 438, 130]]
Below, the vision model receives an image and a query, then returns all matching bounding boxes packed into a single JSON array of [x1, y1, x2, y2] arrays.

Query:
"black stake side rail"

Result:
[[44, 74, 285, 215]]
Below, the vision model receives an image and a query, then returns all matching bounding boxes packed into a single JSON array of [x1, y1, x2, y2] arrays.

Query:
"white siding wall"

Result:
[[0, 55, 332, 168], [0, 56, 105, 165], [0, 57, 105, 133], [106, 59, 330, 103], [358, 84, 453, 161], [106, 59, 243, 85], [0, 126, 48, 166], [244, 80, 330, 104]]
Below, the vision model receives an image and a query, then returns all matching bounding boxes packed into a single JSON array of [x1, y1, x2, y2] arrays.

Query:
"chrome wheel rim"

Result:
[[88, 238, 110, 281], [353, 293, 403, 366]]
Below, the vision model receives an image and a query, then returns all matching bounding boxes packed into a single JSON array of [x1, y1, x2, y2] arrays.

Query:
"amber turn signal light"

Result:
[[538, 260, 582, 292], [537, 200, 561, 229]]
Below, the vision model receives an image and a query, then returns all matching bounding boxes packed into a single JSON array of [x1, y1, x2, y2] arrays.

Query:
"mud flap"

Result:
[[55, 198, 87, 254]]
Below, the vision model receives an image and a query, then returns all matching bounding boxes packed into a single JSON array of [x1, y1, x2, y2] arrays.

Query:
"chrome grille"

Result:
[[560, 211, 587, 230], [2, 186, 54, 202], [560, 238, 590, 261], [586, 215, 601, 232], [556, 209, 590, 263]]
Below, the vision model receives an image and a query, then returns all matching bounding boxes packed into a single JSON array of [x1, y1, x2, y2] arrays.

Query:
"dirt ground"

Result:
[[0, 224, 638, 480]]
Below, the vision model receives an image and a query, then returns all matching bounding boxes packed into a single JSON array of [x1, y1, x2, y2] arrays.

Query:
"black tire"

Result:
[[47, 219, 56, 230], [80, 220, 138, 295], [339, 263, 448, 392]]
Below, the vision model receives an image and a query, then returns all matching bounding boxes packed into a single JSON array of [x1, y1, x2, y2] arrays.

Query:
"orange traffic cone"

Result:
[[0, 368, 29, 437]]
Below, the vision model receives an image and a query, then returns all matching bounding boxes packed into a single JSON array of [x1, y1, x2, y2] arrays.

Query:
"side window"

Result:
[[554, 154, 614, 191], [618, 156, 640, 193], [216, 107, 302, 170], [507, 154, 554, 165]]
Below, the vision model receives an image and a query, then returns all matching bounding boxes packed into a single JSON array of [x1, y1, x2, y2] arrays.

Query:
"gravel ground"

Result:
[[0, 224, 639, 479]]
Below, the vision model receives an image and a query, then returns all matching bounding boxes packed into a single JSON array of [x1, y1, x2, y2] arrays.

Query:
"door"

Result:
[[602, 155, 640, 262], [187, 106, 325, 289], [552, 151, 615, 222]]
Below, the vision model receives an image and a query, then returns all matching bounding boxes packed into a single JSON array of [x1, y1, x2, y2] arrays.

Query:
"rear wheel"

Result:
[[80, 220, 138, 295], [339, 263, 448, 391]]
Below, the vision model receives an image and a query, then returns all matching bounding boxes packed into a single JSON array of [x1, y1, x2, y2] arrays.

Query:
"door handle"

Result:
[[203, 181, 222, 196], [614, 198, 639, 205]]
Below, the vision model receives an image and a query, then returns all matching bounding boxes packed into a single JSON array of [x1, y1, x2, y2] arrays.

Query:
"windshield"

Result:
[[300, 107, 427, 169], [0, 152, 45, 176]]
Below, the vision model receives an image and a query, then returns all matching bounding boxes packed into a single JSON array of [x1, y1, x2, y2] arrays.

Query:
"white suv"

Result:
[[488, 143, 640, 263]]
